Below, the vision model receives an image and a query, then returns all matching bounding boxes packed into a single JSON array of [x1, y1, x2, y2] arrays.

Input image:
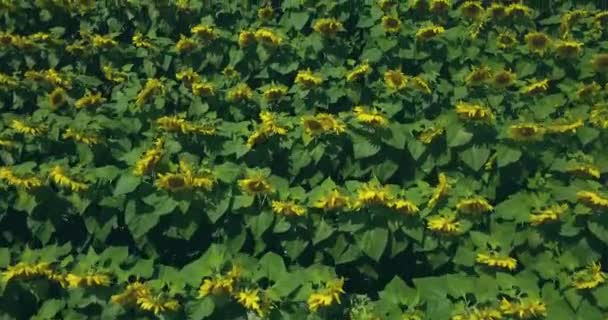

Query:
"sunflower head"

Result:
[[49, 87, 67, 108], [429, 0, 450, 14], [488, 4, 507, 20], [591, 53, 608, 73], [416, 25, 445, 41], [384, 69, 408, 91], [382, 16, 401, 34], [497, 31, 517, 49], [555, 41, 582, 59], [465, 66, 492, 86], [509, 123, 546, 141], [257, 6, 274, 20], [525, 32, 551, 55], [492, 69, 517, 88], [313, 18, 343, 37], [238, 30, 255, 48], [461, 1, 484, 20]]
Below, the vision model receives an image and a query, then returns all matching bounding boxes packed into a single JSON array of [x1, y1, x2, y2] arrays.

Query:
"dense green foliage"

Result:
[[1, 0, 608, 319]]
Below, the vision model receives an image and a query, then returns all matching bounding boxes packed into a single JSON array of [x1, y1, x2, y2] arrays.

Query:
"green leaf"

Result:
[[207, 192, 231, 223], [447, 128, 473, 147], [187, 298, 215, 320], [352, 135, 380, 159], [496, 145, 522, 168], [313, 219, 334, 245], [577, 127, 599, 146], [258, 252, 287, 279], [114, 174, 141, 196], [357, 228, 388, 262], [32, 299, 65, 320], [0, 248, 9, 268], [460, 145, 491, 171], [248, 210, 275, 238]]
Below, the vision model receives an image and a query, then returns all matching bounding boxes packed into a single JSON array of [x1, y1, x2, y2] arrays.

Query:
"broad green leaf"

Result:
[[357, 228, 388, 262]]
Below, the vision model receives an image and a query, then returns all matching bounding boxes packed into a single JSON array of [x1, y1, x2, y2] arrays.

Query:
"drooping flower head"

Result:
[[530, 203, 568, 226], [307, 278, 345, 312], [554, 41, 583, 59], [346, 62, 371, 82], [254, 28, 282, 47], [455, 102, 495, 123], [384, 69, 408, 91], [525, 31, 551, 55], [416, 25, 445, 41], [313, 188, 351, 211], [492, 69, 517, 88], [591, 53, 608, 73], [460, 1, 484, 20], [301, 113, 346, 137], [508, 123, 546, 141], [353, 106, 388, 127], [313, 18, 343, 37], [577, 190, 608, 210], [456, 197, 493, 214], [499, 298, 547, 319], [427, 214, 461, 235], [295, 69, 323, 88], [476, 252, 517, 271], [572, 262, 606, 290], [238, 170, 273, 196]]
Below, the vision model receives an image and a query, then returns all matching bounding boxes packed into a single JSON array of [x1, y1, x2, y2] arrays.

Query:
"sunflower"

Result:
[[554, 41, 582, 59], [382, 16, 401, 34], [135, 78, 165, 108], [191, 24, 218, 42], [257, 6, 274, 20], [416, 25, 445, 41], [227, 83, 253, 102], [271, 200, 307, 216], [546, 119, 584, 134], [91, 34, 117, 49], [455, 102, 495, 123], [429, 0, 450, 14], [591, 53, 608, 72], [525, 31, 551, 55], [313, 18, 343, 37], [378, 0, 395, 11], [500, 298, 547, 319], [418, 126, 444, 144], [497, 30, 517, 49], [132, 32, 153, 49], [238, 30, 255, 47], [460, 1, 484, 20], [590, 103, 608, 128], [410, 76, 432, 94], [74, 91, 105, 109], [465, 65, 492, 86], [238, 171, 273, 196], [508, 123, 546, 141], [156, 172, 188, 192], [346, 62, 371, 82], [136, 294, 180, 316], [529, 203, 568, 226], [49, 87, 67, 108], [492, 69, 517, 88], [313, 189, 351, 211], [353, 106, 388, 127], [254, 28, 282, 47], [456, 197, 494, 214], [301, 113, 346, 136], [175, 68, 200, 85], [191, 80, 216, 97], [261, 84, 288, 101], [384, 69, 408, 91], [389, 199, 420, 215], [521, 78, 549, 95], [505, 4, 532, 19], [427, 214, 461, 235], [175, 35, 196, 53], [476, 252, 517, 271], [488, 4, 507, 20], [576, 82, 601, 101], [295, 69, 323, 88]]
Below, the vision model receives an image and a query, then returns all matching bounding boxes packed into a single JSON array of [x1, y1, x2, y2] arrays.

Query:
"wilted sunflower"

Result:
[[525, 31, 551, 55], [191, 80, 216, 97], [591, 53, 608, 72], [460, 1, 484, 19], [313, 18, 343, 37], [382, 16, 401, 34], [384, 69, 408, 91], [492, 69, 517, 88]]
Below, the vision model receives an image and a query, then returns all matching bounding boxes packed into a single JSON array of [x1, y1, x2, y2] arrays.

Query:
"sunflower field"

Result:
[[3, 0, 608, 319]]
